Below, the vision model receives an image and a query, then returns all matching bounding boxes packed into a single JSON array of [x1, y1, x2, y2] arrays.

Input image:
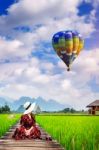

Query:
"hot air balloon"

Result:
[[52, 30, 84, 71]]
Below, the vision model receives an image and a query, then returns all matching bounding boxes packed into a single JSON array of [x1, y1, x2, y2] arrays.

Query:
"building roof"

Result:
[[87, 100, 99, 107]]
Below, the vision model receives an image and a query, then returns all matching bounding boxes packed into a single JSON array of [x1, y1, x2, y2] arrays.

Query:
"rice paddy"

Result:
[[0, 114, 20, 137], [0, 114, 99, 150], [36, 115, 99, 150]]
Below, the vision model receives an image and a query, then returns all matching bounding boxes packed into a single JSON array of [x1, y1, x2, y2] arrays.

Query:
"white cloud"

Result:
[[61, 80, 71, 90], [0, 37, 32, 60], [7, 0, 80, 25], [0, 0, 97, 63], [0, 0, 96, 37], [0, 0, 99, 109], [0, 48, 99, 109]]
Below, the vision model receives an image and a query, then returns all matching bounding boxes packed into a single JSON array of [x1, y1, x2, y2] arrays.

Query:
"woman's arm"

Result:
[[31, 113, 36, 124], [20, 115, 24, 126]]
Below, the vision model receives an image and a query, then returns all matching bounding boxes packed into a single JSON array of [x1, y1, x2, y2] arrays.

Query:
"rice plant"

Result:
[[36, 115, 99, 150], [0, 114, 20, 137]]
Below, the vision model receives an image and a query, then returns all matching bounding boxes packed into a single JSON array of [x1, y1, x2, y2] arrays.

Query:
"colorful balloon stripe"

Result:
[[52, 30, 84, 71]]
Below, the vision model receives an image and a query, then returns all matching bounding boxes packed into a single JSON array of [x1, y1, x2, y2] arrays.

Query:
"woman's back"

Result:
[[20, 114, 35, 129]]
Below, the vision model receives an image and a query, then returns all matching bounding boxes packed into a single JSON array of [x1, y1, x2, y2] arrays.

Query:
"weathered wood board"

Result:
[[0, 123, 65, 150]]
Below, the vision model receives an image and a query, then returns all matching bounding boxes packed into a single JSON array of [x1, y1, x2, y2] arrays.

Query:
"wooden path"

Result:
[[0, 123, 65, 150]]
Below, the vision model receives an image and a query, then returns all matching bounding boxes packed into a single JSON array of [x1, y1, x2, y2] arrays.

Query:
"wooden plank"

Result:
[[0, 145, 62, 148], [0, 142, 61, 147], [0, 139, 58, 143], [0, 147, 64, 150], [0, 123, 65, 150]]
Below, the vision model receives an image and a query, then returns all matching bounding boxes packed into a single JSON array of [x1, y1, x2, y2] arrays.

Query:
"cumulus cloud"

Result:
[[0, 0, 99, 109], [0, 48, 99, 109], [0, 0, 97, 62], [0, 36, 32, 61], [6, 0, 80, 25], [0, 0, 96, 37]]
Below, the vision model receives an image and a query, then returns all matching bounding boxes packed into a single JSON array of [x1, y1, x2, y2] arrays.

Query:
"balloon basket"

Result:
[[67, 67, 70, 71]]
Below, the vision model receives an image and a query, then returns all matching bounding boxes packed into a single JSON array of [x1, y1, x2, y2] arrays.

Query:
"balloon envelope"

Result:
[[52, 30, 84, 71]]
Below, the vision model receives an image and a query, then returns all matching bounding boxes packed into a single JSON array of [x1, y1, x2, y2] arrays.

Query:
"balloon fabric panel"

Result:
[[52, 30, 84, 71]]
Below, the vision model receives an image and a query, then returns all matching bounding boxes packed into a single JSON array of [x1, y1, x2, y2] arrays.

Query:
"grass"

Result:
[[36, 115, 99, 150], [0, 113, 99, 150], [0, 114, 20, 137]]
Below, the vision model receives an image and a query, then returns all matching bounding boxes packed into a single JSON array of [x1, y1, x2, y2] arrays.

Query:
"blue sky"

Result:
[[0, 0, 98, 50], [78, 1, 99, 49], [0, 0, 99, 109], [78, 1, 94, 16], [0, 0, 16, 15]]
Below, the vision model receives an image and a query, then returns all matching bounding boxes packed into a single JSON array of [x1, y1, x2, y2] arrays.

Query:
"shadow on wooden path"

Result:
[[0, 123, 65, 150]]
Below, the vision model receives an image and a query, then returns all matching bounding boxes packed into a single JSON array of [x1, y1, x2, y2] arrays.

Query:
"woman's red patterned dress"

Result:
[[12, 114, 41, 140]]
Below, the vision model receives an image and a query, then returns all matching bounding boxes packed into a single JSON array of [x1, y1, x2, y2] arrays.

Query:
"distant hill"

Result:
[[16, 103, 41, 114], [11, 96, 35, 110], [35, 97, 67, 111], [0, 97, 7, 106], [16, 105, 25, 113], [0, 96, 70, 112]]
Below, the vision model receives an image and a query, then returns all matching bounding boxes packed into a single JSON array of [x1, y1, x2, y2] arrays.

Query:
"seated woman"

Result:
[[12, 102, 41, 140], [12, 101, 52, 140]]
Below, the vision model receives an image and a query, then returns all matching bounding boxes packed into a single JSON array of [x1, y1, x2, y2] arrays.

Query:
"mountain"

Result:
[[16, 105, 25, 113], [0, 97, 7, 106], [16, 103, 41, 113], [0, 97, 15, 110], [0, 96, 70, 111], [35, 97, 66, 111], [11, 96, 35, 110], [15, 96, 68, 111]]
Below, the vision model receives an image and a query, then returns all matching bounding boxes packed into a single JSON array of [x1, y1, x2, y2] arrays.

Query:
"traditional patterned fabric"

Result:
[[12, 114, 41, 140], [12, 114, 52, 141]]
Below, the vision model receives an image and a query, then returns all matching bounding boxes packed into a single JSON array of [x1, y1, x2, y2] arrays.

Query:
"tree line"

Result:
[[0, 104, 10, 113], [60, 108, 77, 113]]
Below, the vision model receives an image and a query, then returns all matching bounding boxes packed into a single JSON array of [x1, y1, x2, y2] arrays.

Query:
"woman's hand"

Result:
[[25, 129, 30, 136], [25, 126, 34, 136]]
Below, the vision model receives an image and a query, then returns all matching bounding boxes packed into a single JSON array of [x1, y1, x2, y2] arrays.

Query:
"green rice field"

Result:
[[0, 114, 99, 150], [36, 115, 99, 150], [0, 114, 20, 137]]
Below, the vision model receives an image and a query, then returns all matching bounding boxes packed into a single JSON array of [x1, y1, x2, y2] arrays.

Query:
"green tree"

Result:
[[0, 104, 10, 113]]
